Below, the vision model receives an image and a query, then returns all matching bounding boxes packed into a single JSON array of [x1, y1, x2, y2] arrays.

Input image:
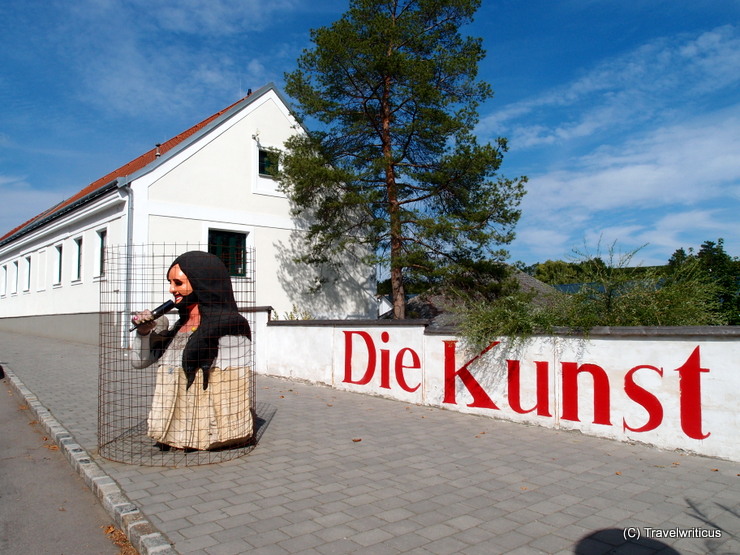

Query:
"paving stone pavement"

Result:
[[0, 330, 737, 555]]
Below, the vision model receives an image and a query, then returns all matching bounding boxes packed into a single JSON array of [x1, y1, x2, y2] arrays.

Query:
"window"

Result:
[[54, 245, 63, 285], [1, 265, 6, 296], [24, 256, 31, 291], [73, 237, 83, 281], [97, 229, 107, 277], [253, 144, 285, 197], [11, 260, 18, 294], [258, 148, 279, 178], [208, 230, 247, 276], [37, 249, 47, 291]]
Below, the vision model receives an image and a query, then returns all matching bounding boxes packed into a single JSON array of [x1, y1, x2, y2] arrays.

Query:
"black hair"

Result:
[[159, 251, 251, 390]]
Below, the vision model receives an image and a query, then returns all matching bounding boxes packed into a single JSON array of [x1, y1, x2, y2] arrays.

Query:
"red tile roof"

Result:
[[1, 90, 255, 244]]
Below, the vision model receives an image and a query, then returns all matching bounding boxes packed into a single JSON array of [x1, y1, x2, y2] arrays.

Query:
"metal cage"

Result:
[[98, 243, 256, 466]]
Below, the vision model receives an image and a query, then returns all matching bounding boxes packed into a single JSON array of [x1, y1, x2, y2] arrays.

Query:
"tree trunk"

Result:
[[387, 151, 406, 319], [382, 74, 405, 319], [390, 261, 405, 319]]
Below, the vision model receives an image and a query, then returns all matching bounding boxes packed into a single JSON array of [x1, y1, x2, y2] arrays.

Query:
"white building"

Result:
[[0, 84, 377, 343]]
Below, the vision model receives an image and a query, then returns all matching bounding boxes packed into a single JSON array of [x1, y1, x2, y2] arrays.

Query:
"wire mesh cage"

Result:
[[99, 243, 256, 466]]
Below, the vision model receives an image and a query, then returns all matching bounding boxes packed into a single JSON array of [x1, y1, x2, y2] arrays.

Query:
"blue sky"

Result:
[[1, 0, 738, 266]]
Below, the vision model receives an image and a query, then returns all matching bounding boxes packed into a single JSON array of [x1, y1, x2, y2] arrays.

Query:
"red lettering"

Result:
[[342, 331, 375, 385], [507, 360, 551, 416], [442, 340, 499, 409], [379, 332, 391, 389], [343, 331, 712, 445], [623, 365, 664, 433], [395, 348, 421, 393], [675, 346, 710, 439], [562, 362, 611, 425], [343, 330, 422, 393]]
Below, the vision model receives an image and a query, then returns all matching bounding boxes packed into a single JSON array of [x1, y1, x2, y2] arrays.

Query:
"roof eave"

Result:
[[0, 82, 296, 247], [123, 83, 294, 186], [0, 179, 122, 248]]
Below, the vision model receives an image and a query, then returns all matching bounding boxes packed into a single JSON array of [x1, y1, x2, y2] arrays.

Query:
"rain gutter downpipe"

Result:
[[122, 179, 134, 348]]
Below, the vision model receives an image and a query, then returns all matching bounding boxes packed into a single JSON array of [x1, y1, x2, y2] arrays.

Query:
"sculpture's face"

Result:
[[168, 264, 194, 304]]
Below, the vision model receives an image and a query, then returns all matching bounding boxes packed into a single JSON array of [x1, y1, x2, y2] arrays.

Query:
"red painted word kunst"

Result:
[[342, 331, 710, 440]]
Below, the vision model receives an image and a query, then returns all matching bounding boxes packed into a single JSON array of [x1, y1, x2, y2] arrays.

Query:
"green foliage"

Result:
[[548, 241, 727, 328], [532, 259, 583, 285], [278, 0, 526, 318], [453, 282, 560, 351], [272, 304, 314, 321], [457, 241, 730, 349], [459, 294, 556, 348], [668, 238, 739, 324], [446, 261, 563, 349], [554, 260, 725, 329]]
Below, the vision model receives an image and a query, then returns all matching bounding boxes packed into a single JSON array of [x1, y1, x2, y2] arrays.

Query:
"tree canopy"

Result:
[[669, 239, 740, 324], [460, 240, 736, 349], [278, 0, 526, 318]]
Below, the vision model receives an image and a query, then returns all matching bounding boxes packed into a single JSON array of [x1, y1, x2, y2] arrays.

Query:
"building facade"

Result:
[[0, 84, 377, 343]]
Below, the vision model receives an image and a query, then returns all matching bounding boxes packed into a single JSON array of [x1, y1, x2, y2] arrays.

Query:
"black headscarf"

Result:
[[159, 251, 251, 390]]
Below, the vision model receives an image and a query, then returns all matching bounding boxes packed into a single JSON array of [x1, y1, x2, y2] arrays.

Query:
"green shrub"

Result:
[[455, 242, 727, 349]]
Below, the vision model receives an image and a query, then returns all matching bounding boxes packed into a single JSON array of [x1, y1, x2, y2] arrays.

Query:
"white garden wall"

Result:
[[256, 316, 740, 462]]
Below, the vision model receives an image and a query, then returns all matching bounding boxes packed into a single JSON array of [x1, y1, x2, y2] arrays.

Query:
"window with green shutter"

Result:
[[208, 230, 247, 276]]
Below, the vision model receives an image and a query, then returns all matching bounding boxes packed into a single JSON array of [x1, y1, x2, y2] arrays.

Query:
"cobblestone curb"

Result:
[[3, 365, 178, 555]]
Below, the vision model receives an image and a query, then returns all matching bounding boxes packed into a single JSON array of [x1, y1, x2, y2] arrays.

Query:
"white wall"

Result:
[[0, 193, 127, 317], [0, 87, 377, 322], [259, 320, 740, 462], [137, 88, 376, 319]]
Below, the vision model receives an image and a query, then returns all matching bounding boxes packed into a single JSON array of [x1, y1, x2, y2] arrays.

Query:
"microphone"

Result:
[[129, 300, 176, 332]]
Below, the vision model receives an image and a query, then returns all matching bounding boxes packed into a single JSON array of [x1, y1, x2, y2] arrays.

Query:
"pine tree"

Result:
[[279, 0, 526, 318]]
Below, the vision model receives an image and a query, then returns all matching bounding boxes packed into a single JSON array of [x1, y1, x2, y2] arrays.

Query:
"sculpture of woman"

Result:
[[131, 251, 252, 451]]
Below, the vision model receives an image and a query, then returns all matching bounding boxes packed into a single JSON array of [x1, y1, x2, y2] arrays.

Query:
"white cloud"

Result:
[[500, 26, 740, 264], [0, 176, 71, 237], [482, 25, 740, 148], [630, 208, 740, 265], [513, 226, 572, 263], [36, 0, 296, 117], [65, 0, 299, 36], [508, 102, 740, 264], [526, 107, 740, 217], [512, 203, 740, 266]]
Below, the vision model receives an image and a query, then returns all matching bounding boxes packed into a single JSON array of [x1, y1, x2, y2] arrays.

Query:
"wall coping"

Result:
[[268, 319, 430, 327], [267, 318, 740, 339], [548, 325, 740, 338]]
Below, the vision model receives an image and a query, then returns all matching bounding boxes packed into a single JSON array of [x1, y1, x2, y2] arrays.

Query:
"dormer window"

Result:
[[258, 148, 279, 178]]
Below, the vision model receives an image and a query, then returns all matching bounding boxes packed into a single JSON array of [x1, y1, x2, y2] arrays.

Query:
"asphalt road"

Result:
[[0, 375, 123, 555]]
